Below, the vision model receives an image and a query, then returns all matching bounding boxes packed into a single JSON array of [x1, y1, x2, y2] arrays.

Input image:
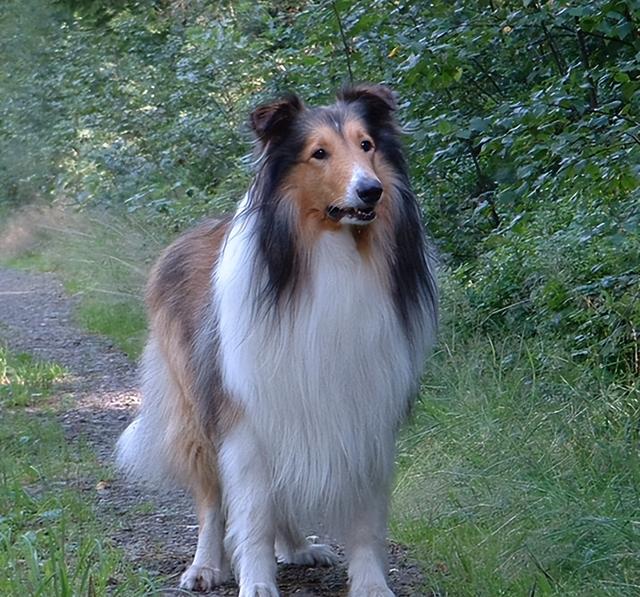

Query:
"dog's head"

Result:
[[249, 85, 406, 233]]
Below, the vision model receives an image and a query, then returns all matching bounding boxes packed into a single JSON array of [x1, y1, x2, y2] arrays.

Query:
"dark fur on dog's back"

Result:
[[148, 218, 229, 347]]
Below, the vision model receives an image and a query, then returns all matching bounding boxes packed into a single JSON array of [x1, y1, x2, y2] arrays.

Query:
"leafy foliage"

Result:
[[1, 0, 638, 374]]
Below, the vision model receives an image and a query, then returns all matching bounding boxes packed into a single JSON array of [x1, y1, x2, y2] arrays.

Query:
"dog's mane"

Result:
[[242, 89, 437, 340]]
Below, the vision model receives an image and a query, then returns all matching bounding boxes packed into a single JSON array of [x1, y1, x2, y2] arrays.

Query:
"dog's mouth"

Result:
[[326, 205, 377, 224]]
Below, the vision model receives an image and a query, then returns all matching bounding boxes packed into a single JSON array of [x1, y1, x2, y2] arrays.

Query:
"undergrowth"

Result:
[[0, 345, 158, 596], [393, 324, 640, 596]]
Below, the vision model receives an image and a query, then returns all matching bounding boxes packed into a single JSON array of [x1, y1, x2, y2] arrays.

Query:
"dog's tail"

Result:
[[115, 338, 180, 486]]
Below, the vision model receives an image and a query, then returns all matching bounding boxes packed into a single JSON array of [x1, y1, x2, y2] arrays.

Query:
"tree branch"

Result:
[[575, 18, 598, 110], [556, 23, 637, 49], [541, 20, 566, 74], [471, 58, 505, 97], [332, 2, 354, 85]]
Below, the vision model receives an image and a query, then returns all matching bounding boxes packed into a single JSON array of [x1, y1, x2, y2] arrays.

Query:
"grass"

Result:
[[3, 205, 639, 595], [0, 206, 163, 359], [75, 299, 147, 359], [393, 330, 640, 596], [0, 347, 66, 406], [0, 345, 159, 596]]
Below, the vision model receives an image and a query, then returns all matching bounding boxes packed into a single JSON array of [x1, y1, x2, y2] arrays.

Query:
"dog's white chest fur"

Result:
[[214, 215, 418, 527]]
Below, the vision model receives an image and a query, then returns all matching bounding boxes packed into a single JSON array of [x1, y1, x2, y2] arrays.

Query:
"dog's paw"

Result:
[[179, 564, 229, 592], [279, 543, 338, 567], [349, 585, 395, 597], [238, 582, 280, 597]]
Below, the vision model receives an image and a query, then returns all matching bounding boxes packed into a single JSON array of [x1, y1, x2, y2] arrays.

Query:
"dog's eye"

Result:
[[312, 148, 328, 160], [361, 140, 373, 152]]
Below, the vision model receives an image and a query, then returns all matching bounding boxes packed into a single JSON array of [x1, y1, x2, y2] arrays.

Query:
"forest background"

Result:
[[0, 1, 639, 595]]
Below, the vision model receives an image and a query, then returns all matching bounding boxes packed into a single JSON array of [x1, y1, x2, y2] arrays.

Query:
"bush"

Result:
[[1, 0, 638, 375]]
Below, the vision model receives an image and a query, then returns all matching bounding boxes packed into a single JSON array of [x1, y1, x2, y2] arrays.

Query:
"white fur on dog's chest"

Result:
[[214, 218, 416, 527]]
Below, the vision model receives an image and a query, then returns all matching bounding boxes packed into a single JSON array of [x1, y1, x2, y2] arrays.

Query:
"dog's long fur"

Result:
[[117, 85, 437, 596]]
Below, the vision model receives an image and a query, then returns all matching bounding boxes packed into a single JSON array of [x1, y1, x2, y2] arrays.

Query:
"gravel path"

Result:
[[0, 267, 426, 596]]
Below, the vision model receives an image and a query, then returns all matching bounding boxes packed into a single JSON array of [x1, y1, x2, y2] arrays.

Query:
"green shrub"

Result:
[[1, 0, 638, 374]]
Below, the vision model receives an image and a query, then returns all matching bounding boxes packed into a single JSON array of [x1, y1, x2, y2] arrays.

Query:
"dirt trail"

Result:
[[0, 267, 425, 596]]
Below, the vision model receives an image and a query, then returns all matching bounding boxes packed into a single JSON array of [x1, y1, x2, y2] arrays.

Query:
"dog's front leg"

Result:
[[219, 422, 279, 597], [345, 491, 395, 597], [179, 490, 230, 591]]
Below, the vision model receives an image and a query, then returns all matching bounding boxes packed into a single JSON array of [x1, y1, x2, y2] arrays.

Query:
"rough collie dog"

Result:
[[117, 84, 437, 596]]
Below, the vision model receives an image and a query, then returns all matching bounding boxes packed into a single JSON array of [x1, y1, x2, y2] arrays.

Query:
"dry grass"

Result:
[[0, 204, 166, 358]]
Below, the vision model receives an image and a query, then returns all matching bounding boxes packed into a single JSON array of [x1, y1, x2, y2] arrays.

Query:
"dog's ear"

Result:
[[250, 94, 304, 142], [337, 84, 397, 121]]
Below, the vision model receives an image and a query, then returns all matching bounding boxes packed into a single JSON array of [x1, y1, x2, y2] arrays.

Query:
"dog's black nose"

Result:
[[356, 180, 383, 205]]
